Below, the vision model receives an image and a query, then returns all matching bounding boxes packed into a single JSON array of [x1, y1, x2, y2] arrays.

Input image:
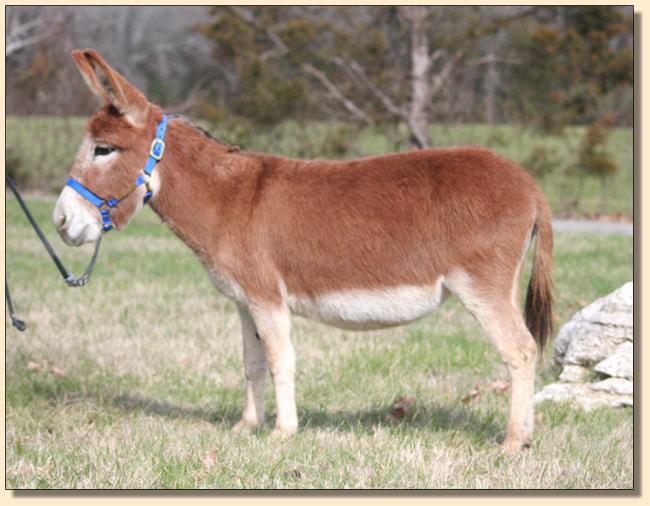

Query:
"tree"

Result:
[[6, 6, 217, 115], [575, 116, 620, 213], [401, 6, 465, 147], [200, 6, 504, 148], [6, 5, 632, 136], [507, 6, 632, 132], [6, 7, 49, 59]]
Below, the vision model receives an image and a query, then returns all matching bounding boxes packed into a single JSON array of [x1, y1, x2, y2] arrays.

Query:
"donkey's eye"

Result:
[[94, 146, 115, 157]]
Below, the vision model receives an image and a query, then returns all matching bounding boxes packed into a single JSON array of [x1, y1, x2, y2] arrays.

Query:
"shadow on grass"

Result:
[[299, 404, 503, 445], [111, 392, 242, 425], [111, 393, 502, 445], [16, 375, 503, 445]]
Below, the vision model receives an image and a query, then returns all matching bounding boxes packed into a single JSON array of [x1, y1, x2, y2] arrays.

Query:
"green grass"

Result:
[[5, 197, 633, 489], [6, 116, 633, 217]]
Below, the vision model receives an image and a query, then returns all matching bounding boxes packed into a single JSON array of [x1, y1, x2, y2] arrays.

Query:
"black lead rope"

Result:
[[6, 175, 103, 331], [5, 281, 26, 331]]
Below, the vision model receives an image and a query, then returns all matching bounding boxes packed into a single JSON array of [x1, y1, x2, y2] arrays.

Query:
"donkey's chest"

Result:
[[286, 280, 448, 330]]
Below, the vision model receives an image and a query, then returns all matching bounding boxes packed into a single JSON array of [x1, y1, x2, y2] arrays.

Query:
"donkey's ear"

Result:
[[71, 49, 148, 125]]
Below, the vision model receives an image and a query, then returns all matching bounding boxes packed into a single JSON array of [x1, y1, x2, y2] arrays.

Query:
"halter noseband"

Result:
[[66, 114, 168, 232]]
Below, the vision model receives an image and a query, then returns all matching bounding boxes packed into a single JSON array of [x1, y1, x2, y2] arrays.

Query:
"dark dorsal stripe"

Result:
[[167, 114, 240, 152]]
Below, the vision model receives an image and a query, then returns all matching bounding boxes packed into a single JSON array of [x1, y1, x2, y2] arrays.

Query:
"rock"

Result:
[[558, 364, 591, 383], [558, 322, 630, 366], [594, 342, 633, 379], [534, 282, 634, 411], [533, 382, 632, 410], [590, 377, 633, 396], [555, 282, 633, 367], [579, 282, 633, 329]]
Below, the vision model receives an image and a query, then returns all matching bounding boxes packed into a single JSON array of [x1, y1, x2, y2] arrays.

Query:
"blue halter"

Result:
[[66, 114, 168, 232]]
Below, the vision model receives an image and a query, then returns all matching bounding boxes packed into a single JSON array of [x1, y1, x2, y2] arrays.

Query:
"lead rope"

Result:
[[5, 281, 26, 331], [6, 175, 103, 331], [62, 235, 102, 287]]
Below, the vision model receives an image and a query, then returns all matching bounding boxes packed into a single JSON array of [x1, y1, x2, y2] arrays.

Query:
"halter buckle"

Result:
[[150, 138, 165, 161]]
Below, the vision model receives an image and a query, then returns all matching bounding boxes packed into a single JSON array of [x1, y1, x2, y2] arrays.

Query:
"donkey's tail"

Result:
[[524, 195, 554, 352]]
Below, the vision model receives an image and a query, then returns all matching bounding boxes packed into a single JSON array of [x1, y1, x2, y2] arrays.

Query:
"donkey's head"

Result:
[[54, 49, 163, 246]]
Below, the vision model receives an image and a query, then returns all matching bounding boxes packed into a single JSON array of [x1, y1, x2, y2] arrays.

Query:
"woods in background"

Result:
[[7, 6, 632, 133], [200, 6, 632, 146], [5, 5, 634, 216]]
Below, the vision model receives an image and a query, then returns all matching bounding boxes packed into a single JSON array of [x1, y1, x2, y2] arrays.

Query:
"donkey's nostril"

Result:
[[54, 212, 67, 228]]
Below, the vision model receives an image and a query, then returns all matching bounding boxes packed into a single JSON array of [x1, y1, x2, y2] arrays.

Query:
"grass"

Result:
[[5, 197, 634, 489], [6, 116, 633, 217]]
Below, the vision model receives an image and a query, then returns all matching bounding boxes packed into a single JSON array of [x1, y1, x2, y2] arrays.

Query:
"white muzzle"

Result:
[[53, 186, 102, 246]]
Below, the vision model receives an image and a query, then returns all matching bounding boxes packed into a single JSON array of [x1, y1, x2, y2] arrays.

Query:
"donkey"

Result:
[[54, 49, 553, 452]]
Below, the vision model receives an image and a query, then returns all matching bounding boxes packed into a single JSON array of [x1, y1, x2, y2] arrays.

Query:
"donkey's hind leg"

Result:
[[446, 270, 538, 453]]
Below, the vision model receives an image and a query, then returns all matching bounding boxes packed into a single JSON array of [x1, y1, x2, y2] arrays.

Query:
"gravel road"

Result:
[[552, 219, 633, 236]]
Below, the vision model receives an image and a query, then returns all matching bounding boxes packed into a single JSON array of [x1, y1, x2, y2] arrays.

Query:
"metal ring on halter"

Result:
[[64, 235, 103, 287]]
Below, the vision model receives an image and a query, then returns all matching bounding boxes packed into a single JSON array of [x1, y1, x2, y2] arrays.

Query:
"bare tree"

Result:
[[302, 63, 374, 125], [401, 7, 465, 147], [5, 6, 51, 59], [220, 6, 470, 148], [6, 6, 216, 115]]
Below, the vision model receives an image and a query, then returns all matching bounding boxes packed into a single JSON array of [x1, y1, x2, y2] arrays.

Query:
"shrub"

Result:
[[6, 148, 28, 186], [575, 119, 619, 179], [522, 145, 559, 181]]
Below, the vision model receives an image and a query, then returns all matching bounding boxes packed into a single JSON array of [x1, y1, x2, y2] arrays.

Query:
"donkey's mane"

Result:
[[167, 114, 240, 153]]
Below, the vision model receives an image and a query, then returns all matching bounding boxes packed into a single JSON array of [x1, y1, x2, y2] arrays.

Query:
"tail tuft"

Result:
[[524, 197, 554, 352]]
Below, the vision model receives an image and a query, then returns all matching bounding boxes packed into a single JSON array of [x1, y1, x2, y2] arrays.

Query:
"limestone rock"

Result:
[[559, 364, 591, 383], [579, 281, 633, 328], [535, 282, 634, 411], [533, 382, 632, 410], [590, 377, 633, 396], [555, 282, 633, 367], [557, 323, 629, 366], [594, 342, 633, 379]]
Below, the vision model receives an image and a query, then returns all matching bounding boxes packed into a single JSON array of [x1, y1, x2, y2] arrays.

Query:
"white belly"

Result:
[[287, 280, 449, 331]]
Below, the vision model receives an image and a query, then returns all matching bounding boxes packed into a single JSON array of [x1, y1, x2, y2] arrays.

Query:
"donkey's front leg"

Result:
[[249, 301, 298, 437], [233, 304, 268, 433]]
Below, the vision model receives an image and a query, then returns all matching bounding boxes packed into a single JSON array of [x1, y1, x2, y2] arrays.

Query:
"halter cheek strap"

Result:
[[66, 114, 168, 232]]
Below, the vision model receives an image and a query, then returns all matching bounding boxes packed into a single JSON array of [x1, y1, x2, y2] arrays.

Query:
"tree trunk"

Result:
[[404, 6, 431, 149], [484, 53, 497, 124]]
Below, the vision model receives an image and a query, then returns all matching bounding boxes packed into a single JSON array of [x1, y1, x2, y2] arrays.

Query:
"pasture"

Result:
[[5, 197, 633, 489], [6, 116, 633, 218]]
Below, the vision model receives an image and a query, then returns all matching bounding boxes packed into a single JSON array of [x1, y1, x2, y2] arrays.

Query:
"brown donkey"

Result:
[[54, 49, 553, 452]]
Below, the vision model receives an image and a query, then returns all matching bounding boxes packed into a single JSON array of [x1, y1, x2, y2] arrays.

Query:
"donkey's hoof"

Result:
[[232, 419, 261, 435], [270, 424, 298, 440], [502, 435, 532, 454]]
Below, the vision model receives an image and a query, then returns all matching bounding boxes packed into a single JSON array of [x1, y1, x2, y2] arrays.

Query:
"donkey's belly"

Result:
[[287, 280, 449, 331]]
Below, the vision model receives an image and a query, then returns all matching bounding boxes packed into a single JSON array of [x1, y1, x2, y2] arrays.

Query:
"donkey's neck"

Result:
[[147, 117, 245, 263]]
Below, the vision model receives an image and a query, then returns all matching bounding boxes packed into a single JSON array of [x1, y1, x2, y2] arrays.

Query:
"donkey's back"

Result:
[[245, 146, 543, 295]]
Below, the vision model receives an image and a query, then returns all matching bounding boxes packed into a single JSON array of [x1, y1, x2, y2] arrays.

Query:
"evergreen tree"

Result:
[[508, 6, 632, 132]]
